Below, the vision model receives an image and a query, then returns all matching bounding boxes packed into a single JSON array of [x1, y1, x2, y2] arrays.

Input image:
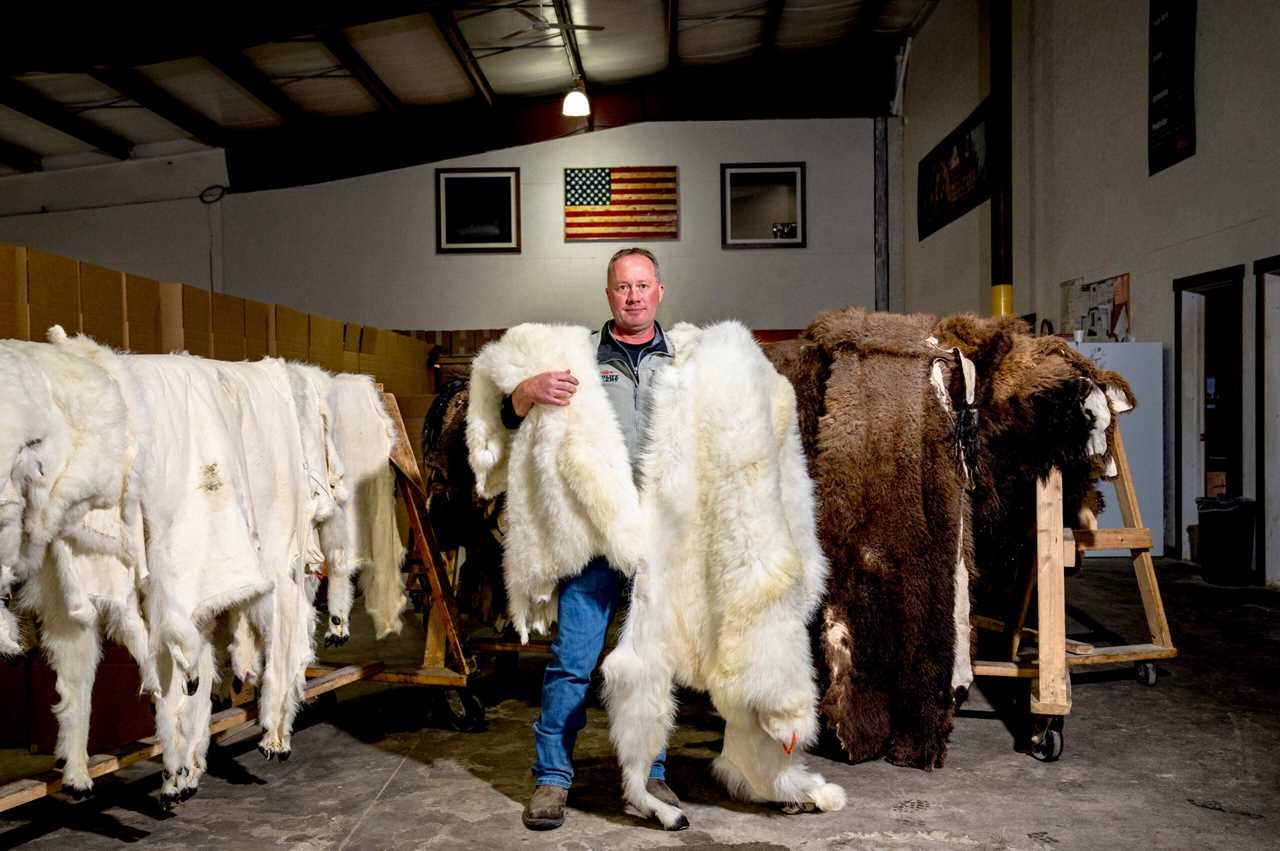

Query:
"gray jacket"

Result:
[[592, 321, 673, 465], [499, 321, 673, 470]]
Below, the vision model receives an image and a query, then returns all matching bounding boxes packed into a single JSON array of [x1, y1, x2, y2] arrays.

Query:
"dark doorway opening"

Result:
[[1172, 265, 1247, 568]]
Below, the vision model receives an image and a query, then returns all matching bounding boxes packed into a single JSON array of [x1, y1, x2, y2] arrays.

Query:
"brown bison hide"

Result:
[[931, 315, 1135, 617], [421, 381, 508, 627], [768, 309, 976, 769]]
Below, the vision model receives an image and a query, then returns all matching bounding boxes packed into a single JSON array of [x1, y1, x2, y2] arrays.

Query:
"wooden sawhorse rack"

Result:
[[971, 424, 1177, 761]]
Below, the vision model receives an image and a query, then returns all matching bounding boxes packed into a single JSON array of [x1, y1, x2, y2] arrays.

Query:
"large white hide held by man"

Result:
[[466, 324, 647, 642], [466, 322, 844, 829]]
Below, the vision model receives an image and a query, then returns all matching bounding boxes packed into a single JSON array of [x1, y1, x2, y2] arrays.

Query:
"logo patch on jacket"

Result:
[[600, 367, 620, 383]]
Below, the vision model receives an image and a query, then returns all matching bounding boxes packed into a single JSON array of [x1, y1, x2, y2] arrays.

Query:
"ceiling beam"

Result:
[[89, 66, 228, 148], [204, 50, 305, 122], [0, 77, 132, 159], [761, 0, 785, 52], [224, 44, 898, 192], [666, 0, 680, 72], [2, 3, 465, 74], [0, 136, 42, 172], [316, 25, 402, 112], [857, 0, 892, 31], [430, 9, 496, 108], [551, 0, 587, 85]]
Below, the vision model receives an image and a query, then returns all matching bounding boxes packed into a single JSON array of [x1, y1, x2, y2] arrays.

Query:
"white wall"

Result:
[[222, 119, 874, 330], [0, 151, 228, 288], [902, 0, 986, 316], [903, 0, 1280, 553]]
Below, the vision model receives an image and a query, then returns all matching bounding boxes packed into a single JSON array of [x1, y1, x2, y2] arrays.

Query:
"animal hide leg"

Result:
[[41, 599, 103, 797], [601, 637, 684, 830], [712, 712, 846, 812]]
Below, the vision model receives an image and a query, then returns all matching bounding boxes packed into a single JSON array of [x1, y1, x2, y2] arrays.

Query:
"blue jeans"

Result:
[[532, 556, 666, 788]]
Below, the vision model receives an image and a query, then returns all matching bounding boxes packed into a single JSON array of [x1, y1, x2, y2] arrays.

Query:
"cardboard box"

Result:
[[79, 262, 127, 348], [27, 248, 80, 340], [245, 298, 273, 341], [308, 314, 345, 371], [0, 244, 30, 341], [212, 336, 247, 361], [343, 322, 362, 353], [125, 273, 162, 353], [275, 305, 309, 362], [1205, 471, 1227, 498], [158, 282, 212, 357], [211, 292, 245, 336]]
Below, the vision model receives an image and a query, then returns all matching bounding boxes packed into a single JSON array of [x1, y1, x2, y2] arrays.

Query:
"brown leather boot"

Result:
[[645, 778, 681, 808], [522, 784, 569, 830]]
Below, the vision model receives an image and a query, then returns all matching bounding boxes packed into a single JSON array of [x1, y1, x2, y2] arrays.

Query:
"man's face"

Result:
[[605, 254, 664, 336]]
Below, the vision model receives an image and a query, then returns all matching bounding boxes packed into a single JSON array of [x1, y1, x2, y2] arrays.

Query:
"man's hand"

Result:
[[512, 370, 579, 416]]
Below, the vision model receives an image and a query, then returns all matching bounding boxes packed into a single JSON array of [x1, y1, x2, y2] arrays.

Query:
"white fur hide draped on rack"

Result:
[[465, 321, 844, 829]]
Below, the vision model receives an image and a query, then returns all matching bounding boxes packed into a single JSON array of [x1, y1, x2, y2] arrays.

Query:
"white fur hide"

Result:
[[468, 321, 842, 825], [466, 324, 647, 642], [327, 375, 407, 639]]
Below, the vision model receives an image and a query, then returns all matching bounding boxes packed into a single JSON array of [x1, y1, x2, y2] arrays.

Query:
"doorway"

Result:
[[1255, 254, 1280, 585], [1173, 265, 1247, 567]]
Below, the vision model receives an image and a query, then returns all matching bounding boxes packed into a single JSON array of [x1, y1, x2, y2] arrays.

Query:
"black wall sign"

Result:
[[1149, 0, 1197, 175]]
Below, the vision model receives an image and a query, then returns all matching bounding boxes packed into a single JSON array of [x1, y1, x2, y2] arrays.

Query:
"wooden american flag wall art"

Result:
[[563, 166, 679, 241]]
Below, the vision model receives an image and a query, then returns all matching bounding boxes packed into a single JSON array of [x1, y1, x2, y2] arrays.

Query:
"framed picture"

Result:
[[917, 99, 990, 240], [435, 167, 521, 253], [564, 166, 679, 241], [720, 162, 806, 249]]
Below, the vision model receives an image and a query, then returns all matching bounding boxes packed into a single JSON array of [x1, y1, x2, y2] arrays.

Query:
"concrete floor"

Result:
[[1, 558, 1276, 850]]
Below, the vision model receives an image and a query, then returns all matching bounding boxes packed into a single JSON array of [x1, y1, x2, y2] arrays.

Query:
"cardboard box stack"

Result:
[[342, 322, 362, 373], [245, 298, 273, 361], [308, 314, 345, 372], [159, 282, 212, 357], [27, 249, 80, 341], [211, 292, 247, 361], [78, 263, 127, 349], [124, 274, 163, 353], [0, 245, 30, 341], [274, 305, 308, 362]]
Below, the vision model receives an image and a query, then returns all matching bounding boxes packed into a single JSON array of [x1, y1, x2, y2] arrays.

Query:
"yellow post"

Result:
[[991, 283, 1014, 316]]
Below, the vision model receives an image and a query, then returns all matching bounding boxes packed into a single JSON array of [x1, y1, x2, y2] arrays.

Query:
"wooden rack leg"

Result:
[[1109, 428, 1174, 649], [1030, 468, 1070, 717]]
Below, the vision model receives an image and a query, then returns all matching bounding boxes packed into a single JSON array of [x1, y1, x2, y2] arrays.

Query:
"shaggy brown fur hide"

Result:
[[767, 309, 976, 770], [931, 315, 1135, 616], [421, 381, 507, 626]]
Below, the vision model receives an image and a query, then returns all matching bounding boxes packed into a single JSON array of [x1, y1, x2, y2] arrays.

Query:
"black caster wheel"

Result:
[[437, 688, 486, 732], [1030, 715, 1064, 762], [1135, 662, 1158, 687]]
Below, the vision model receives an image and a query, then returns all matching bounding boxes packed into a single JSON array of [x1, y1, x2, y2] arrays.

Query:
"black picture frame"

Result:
[[917, 99, 991, 240], [435, 167, 521, 253], [720, 162, 807, 249]]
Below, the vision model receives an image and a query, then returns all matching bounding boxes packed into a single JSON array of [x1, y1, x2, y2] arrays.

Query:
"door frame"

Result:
[[1253, 254, 1280, 582], [1172, 264, 1245, 561]]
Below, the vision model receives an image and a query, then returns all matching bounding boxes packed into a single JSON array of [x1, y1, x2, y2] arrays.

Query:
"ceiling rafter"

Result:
[[89, 66, 228, 148], [0, 77, 133, 160], [316, 25, 402, 112], [0, 135, 42, 172], [431, 8, 496, 108], [857, 0, 893, 32], [666, 0, 680, 72], [550, 0, 587, 86], [204, 50, 305, 122], [761, 0, 785, 52]]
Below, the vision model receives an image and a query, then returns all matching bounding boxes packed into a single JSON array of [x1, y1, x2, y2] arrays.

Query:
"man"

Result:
[[502, 247, 683, 831]]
